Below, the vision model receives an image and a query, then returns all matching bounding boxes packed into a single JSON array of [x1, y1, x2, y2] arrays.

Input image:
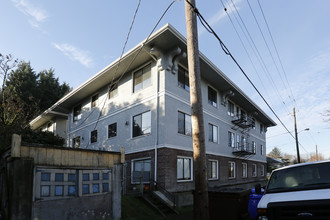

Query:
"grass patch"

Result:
[[121, 195, 164, 220]]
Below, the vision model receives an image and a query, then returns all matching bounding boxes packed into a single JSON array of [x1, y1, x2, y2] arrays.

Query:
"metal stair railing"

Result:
[[149, 179, 176, 207]]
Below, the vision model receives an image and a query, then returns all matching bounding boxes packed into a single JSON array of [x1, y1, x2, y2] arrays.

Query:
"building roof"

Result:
[[30, 23, 276, 129]]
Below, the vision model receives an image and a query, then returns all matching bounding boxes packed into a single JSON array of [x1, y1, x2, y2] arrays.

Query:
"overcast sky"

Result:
[[1, 0, 329, 158]]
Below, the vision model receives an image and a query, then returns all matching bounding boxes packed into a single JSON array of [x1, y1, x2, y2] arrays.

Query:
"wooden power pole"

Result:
[[293, 108, 301, 163], [184, 0, 209, 219]]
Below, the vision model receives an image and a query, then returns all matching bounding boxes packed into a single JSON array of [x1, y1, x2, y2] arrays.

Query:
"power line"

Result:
[[246, 0, 293, 108], [185, 0, 296, 141], [226, 0, 292, 116], [219, 0, 275, 112], [84, 0, 176, 147], [257, 0, 296, 106]]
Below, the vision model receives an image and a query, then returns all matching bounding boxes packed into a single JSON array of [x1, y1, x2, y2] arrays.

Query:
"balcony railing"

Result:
[[231, 114, 255, 129], [232, 142, 255, 156]]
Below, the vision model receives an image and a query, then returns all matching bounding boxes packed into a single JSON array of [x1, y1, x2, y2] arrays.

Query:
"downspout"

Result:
[[149, 47, 163, 182]]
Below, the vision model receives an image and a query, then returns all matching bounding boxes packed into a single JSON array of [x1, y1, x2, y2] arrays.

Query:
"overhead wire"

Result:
[[185, 0, 297, 142], [219, 0, 275, 111], [226, 0, 292, 116], [246, 0, 292, 107], [257, 0, 296, 106], [84, 0, 176, 147]]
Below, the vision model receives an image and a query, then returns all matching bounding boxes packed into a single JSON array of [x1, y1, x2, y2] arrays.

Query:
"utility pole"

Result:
[[316, 145, 319, 161], [293, 108, 300, 163], [184, 0, 209, 219]]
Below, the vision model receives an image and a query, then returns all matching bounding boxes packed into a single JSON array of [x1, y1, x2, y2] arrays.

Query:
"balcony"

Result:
[[232, 143, 255, 156], [231, 114, 255, 129]]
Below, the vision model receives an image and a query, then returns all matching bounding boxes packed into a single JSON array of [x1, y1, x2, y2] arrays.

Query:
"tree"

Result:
[[309, 152, 325, 162], [267, 147, 282, 158], [37, 68, 70, 113], [4, 61, 39, 127], [0, 56, 71, 150]]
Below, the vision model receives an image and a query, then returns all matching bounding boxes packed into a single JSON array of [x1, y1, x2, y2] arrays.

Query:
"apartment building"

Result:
[[30, 24, 276, 192]]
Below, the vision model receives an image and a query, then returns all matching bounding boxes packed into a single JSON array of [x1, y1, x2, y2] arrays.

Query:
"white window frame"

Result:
[[109, 83, 118, 99], [90, 130, 97, 143], [236, 134, 241, 149], [91, 93, 99, 108], [131, 157, 151, 184], [177, 156, 193, 182], [260, 124, 264, 134], [260, 144, 264, 155], [228, 131, 235, 148], [72, 136, 80, 148], [178, 65, 190, 92], [252, 164, 257, 177], [242, 163, 248, 178], [133, 63, 151, 93], [228, 161, 236, 179], [132, 111, 151, 138], [261, 165, 265, 176], [207, 85, 217, 108], [107, 122, 117, 139], [178, 111, 192, 136], [208, 159, 218, 180], [73, 104, 82, 122], [208, 123, 218, 143], [228, 101, 235, 116], [252, 141, 256, 154]]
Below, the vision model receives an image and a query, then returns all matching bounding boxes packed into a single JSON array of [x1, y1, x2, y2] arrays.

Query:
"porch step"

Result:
[[143, 191, 178, 217]]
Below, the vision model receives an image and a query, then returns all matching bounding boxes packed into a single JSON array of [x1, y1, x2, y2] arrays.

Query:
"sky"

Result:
[[1, 0, 329, 159]]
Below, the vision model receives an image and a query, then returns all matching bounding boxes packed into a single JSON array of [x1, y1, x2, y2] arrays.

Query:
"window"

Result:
[[228, 131, 235, 148], [260, 124, 264, 134], [132, 158, 151, 183], [177, 157, 192, 181], [41, 186, 50, 197], [178, 66, 190, 91], [108, 123, 117, 138], [93, 183, 99, 193], [178, 111, 192, 136], [208, 86, 217, 107], [242, 137, 247, 150], [93, 173, 99, 180], [252, 164, 257, 177], [68, 186, 76, 196], [109, 83, 118, 99], [72, 136, 80, 148], [133, 111, 151, 137], [91, 94, 98, 108], [208, 160, 218, 180], [242, 163, 247, 178], [68, 174, 76, 182], [236, 106, 240, 117], [252, 141, 256, 154], [236, 134, 241, 148], [252, 118, 256, 129], [41, 173, 50, 181], [260, 144, 264, 155], [73, 104, 82, 122], [133, 64, 151, 92], [208, 123, 218, 143], [261, 165, 265, 176], [36, 168, 110, 199], [229, 161, 236, 178], [91, 130, 97, 143], [228, 101, 234, 116], [55, 173, 64, 182], [55, 186, 64, 196]]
